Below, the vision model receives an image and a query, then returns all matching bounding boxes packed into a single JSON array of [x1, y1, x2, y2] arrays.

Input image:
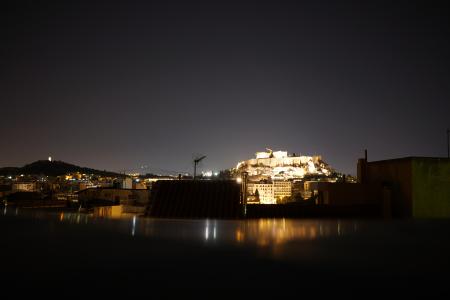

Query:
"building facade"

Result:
[[273, 181, 292, 203], [12, 182, 37, 192], [247, 181, 293, 204]]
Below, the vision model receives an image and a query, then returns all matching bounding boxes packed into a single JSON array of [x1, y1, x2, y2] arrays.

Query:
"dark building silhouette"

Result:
[[358, 157, 450, 218], [147, 180, 241, 219], [146, 156, 450, 219]]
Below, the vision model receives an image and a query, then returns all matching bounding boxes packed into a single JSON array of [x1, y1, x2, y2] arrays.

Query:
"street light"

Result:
[[240, 172, 248, 217]]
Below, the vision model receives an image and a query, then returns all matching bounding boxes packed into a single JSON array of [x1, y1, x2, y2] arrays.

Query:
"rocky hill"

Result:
[[236, 150, 336, 181]]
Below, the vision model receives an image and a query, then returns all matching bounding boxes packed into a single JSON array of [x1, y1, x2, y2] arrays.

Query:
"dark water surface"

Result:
[[1, 207, 450, 295]]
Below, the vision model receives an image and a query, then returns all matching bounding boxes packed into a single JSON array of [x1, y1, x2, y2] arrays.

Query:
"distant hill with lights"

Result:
[[236, 149, 337, 181], [0, 160, 123, 177]]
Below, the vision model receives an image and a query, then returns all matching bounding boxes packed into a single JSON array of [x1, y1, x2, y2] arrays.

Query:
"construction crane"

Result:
[[193, 155, 206, 180]]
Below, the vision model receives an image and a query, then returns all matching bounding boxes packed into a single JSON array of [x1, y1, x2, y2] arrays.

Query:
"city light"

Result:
[[202, 170, 213, 177]]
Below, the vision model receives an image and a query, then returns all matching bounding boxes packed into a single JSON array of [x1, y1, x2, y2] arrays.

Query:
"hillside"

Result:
[[0, 160, 123, 177]]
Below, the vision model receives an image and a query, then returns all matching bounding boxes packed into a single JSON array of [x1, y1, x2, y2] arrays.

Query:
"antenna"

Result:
[[447, 129, 449, 158], [193, 155, 206, 180]]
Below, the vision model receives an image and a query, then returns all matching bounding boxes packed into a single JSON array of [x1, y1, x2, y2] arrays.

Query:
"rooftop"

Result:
[[1, 209, 449, 294], [366, 156, 450, 164]]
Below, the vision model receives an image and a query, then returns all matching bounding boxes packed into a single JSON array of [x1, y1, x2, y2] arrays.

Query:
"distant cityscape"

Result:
[[0, 150, 346, 206], [1, 149, 449, 219]]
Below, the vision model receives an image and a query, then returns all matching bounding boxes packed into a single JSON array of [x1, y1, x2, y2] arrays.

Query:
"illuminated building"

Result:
[[238, 150, 335, 204], [12, 182, 37, 192], [273, 181, 292, 203], [237, 149, 333, 181], [247, 181, 292, 204], [248, 182, 273, 204], [121, 177, 133, 189], [133, 181, 147, 189]]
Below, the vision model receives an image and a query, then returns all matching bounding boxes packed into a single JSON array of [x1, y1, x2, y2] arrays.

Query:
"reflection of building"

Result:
[[234, 219, 359, 245], [93, 205, 145, 218]]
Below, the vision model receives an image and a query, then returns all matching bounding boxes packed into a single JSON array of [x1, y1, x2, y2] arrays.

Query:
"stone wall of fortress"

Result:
[[244, 155, 322, 168]]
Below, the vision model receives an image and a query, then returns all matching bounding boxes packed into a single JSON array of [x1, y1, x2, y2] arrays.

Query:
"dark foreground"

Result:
[[1, 207, 450, 296]]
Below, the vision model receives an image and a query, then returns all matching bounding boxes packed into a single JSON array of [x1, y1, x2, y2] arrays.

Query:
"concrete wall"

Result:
[[366, 159, 412, 218], [78, 188, 150, 205], [364, 157, 450, 218], [246, 156, 322, 168], [307, 182, 381, 206], [412, 159, 450, 218]]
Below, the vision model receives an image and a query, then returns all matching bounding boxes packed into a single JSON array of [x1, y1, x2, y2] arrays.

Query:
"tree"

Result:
[[254, 189, 260, 202]]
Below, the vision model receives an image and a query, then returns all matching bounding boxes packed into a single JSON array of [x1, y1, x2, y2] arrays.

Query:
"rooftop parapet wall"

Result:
[[148, 180, 241, 219], [245, 156, 322, 167], [412, 158, 450, 218], [366, 159, 412, 218], [364, 157, 450, 218]]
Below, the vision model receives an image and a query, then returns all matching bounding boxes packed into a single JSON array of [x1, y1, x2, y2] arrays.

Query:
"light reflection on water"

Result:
[[232, 219, 358, 246], [131, 216, 136, 237], [2, 206, 360, 247]]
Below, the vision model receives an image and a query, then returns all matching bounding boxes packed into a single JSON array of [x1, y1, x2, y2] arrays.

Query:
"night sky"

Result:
[[1, 0, 449, 175]]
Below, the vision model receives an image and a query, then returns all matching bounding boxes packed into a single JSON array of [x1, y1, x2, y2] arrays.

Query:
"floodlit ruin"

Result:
[[236, 149, 334, 181]]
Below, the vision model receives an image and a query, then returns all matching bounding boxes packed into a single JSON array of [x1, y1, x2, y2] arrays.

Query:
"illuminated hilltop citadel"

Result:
[[236, 149, 334, 181]]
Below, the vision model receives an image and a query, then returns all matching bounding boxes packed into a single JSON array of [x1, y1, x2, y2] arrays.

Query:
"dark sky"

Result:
[[1, 0, 449, 175]]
